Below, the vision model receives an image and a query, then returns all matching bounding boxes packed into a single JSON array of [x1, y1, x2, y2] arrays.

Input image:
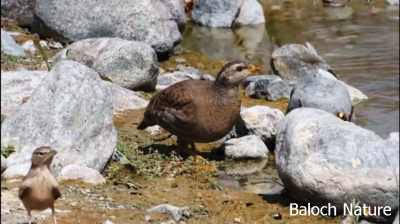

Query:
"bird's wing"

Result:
[[18, 181, 31, 200], [145, 80, 206, 138], [53, 186, 62, 200]]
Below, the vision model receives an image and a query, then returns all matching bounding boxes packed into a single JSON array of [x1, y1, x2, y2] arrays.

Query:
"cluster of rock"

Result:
[[217, 43, 398, 222]]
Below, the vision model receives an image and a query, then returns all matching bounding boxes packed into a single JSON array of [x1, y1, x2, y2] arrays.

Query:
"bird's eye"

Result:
[[38, 152, 44, 156], [236, 66, 243, 72]]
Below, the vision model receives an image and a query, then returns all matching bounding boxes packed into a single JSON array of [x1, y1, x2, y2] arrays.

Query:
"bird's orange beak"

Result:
[[249, 65, 262, 73]]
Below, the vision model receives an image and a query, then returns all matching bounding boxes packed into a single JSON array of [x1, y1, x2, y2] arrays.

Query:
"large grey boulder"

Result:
[[222, 135, 269, 159], [1, 29, 25, 56], [161, 0, 187, 33], [1, 0, 36, 27], [275, 108, 399, 216], [1, 70, 48, 116], [236, 106, 285, 149], [287, 74, 353, 120], [32, 0, 185, 55], [192, 0, 264, 28], [53, 38, 159, 91], [1, 60, 118, 179]]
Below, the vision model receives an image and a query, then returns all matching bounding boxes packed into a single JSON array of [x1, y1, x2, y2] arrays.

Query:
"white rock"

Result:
[[21, 40, 36, 54], [236, 106, 285, 148], [222, 135, 269, 159], [57, 164, 106, 184], [1, 29, 25, 56]]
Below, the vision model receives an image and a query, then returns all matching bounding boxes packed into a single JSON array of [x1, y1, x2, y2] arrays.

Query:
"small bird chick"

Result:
[[18, 146, 61, 224]]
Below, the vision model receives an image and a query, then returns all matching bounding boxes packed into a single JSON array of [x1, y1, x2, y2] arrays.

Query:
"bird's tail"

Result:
[[137, 119, 150, 130]]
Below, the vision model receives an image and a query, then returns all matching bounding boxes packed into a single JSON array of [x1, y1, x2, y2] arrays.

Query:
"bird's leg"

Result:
[[27, 210, 32, 224], [177, 138, 189, 159], [52, 206, 57, 224], [189, 143, 207, 164]]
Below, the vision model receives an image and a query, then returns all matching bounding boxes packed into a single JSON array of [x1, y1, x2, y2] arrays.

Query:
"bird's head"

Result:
[[31, 146, 57, 168], [215, 61, 262, 86]]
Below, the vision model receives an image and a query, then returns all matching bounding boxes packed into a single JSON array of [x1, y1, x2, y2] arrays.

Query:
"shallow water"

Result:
[[181, 0, 399, 138]]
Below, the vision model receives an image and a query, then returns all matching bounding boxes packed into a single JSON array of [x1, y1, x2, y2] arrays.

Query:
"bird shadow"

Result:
[[259, 190, 302, 207], [138, 144, 225, 162]]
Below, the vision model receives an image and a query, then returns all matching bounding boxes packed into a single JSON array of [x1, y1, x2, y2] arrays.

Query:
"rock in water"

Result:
[[222, 135, 269, 159], [271, 42, 332, 80], [1, 60, 117, 178], [271, 43, 368, 105], [317, 69, 368, 105], [234, 0, 265, 26], [53, 38, 159, 91], [32, 0, 185, 55], [192, 0, 242, 28], [1, 29, 25, 56], [193, 0, 265, 27], [275, 108, 399, 218], [287, 74, 353, 120]]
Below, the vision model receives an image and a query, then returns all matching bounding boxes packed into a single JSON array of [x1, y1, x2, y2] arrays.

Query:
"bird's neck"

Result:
[[210, 82, 240, 105]]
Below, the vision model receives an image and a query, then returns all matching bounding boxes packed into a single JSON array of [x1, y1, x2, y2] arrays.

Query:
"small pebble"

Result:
[[175, 57, 186, 64], [145, 215, 151, 222], [103, 220, 114, 224], [70, 202, 77, 207]]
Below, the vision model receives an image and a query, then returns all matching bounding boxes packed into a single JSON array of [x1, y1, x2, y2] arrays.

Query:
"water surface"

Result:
[[180, 1, 399, 138]]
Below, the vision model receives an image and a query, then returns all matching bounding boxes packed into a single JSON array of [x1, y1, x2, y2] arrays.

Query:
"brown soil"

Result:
[[1, 18, 62, 72]]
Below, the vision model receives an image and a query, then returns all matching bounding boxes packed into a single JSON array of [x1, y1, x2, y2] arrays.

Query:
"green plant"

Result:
[[209, 181, 222, 191], [1, 145, 15, 158]]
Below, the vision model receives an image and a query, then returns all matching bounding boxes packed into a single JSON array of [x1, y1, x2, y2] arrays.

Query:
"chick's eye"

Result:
[[38, 153, 44, 156], [236, 66, 243, 72]]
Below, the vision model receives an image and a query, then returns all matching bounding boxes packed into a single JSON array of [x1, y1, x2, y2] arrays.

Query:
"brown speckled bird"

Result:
[[18, 146, 61, 224], [137, 61, 261, 160]]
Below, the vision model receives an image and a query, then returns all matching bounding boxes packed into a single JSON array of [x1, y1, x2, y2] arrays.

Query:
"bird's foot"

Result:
[[195, 155, 208, 164]]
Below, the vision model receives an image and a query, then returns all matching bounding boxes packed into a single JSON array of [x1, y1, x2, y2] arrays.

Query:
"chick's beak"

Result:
[[249, 65, 262, 73], [50, 149, 58, 156]]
